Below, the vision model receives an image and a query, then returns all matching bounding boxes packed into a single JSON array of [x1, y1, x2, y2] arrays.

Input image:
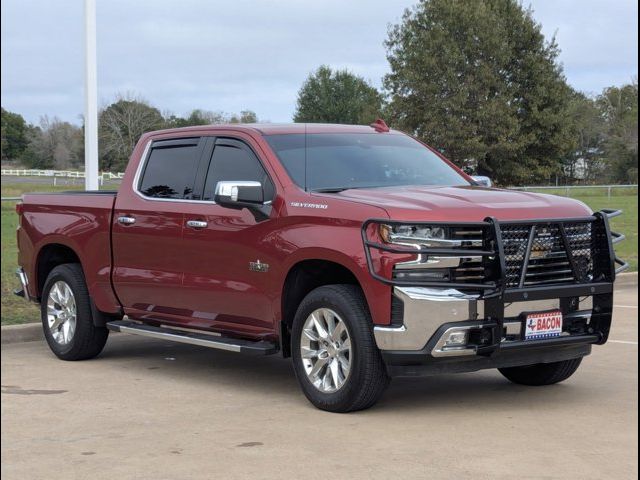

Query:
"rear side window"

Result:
[[202, 139, 274, 201], [139, 140, 201, 199]]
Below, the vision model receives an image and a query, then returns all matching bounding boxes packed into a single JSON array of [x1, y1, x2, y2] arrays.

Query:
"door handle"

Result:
[[186, 220, 208, 229], [117, 216, 136, 225]]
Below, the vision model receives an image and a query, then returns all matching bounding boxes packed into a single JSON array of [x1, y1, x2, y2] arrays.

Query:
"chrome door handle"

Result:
[[186, 220, 208, 229], [117, 216, 136, 225]]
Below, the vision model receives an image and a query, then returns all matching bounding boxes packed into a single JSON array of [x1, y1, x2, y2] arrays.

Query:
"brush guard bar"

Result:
[[362, 209, 628, 291], [363, 210, 627, 353]]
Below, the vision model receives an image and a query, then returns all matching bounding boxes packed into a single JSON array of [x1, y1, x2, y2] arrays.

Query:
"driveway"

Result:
[[2, 285, 637, 479]]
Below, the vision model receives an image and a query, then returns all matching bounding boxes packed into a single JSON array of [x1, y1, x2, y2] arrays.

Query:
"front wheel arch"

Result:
[[280, 259, 365, 357]]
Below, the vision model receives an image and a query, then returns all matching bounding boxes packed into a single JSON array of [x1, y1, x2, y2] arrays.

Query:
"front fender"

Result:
[[275, 245, 392, 327]]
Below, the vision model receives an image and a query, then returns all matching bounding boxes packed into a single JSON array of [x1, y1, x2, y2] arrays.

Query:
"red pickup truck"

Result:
[[15, 122, 627, 412]]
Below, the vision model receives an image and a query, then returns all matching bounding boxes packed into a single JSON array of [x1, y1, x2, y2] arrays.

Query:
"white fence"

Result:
[[510, 184, 637, 199], [1, 168, 125, 182]]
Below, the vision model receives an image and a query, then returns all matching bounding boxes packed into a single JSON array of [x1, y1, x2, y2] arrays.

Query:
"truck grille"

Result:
[[501, 222, 594, 288], [449, 226, 486, 284]]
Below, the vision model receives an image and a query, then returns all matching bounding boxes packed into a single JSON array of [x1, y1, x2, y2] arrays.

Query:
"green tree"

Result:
[[182, 109, 228, 126], [164, 109, 259, 128], [1, 107, 29, 161], [384, 0, 575, 185], [561, 92, 606, 183], [230, 110, 258, 123], [99, 96, 165, 171], [597, 83, 638, 183], [294, 65, 383, 124], [21, 117, 83, 169]]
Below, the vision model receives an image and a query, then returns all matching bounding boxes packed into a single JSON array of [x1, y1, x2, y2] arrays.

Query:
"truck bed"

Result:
[[17, 191, 121, 314]]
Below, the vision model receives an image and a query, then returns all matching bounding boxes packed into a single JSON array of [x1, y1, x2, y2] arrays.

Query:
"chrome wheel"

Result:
[[46, 281, 77, 345], [300, 308, 352, 393]]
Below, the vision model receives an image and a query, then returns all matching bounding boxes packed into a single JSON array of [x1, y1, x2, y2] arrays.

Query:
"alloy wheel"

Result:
[[300, 308, 352, 393], [46, 281, 77, 345]]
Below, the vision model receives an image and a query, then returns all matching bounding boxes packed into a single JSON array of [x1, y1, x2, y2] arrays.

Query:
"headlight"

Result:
[[364, 221, 491, 287], [379, 224, 447, 246]]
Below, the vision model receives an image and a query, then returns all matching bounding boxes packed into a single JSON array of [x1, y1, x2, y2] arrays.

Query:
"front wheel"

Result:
[[41, 264, 109, 361], [291, 284, 389, 413], [498, 358, 583, 386]]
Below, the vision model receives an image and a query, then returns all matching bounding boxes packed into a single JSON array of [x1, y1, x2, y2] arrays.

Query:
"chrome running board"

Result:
[[106, 320, 278, 356]]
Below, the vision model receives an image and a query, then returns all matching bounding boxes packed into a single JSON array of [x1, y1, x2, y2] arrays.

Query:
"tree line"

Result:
[[294, 0, 637, 185], [1, 0, 637, 185], [1, 97, 259, 173]]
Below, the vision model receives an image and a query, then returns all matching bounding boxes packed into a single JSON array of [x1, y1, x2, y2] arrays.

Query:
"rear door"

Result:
[[177, 137, 279, 336], [112, 137, 206, 323]]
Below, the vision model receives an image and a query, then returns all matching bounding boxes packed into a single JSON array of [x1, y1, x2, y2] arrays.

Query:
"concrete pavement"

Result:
[[1, 285, 637, 480]]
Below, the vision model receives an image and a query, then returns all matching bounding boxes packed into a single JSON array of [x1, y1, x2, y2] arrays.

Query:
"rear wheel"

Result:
[[498, 358, 583, 386], [291, 284, 389, 412], [41, 264, 109, 361]]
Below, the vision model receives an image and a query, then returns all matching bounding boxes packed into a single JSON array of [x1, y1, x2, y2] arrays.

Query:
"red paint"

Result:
[[16, 124, 592, 341]]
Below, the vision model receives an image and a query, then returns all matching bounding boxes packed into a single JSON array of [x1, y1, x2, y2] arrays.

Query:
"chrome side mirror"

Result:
[[214, 181, 264, 207], [471, 176, 492, 187]]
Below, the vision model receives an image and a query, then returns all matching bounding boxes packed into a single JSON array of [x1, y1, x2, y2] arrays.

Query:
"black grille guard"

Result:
[[362, 210, 628, 348], [361, 209, 628, 291]]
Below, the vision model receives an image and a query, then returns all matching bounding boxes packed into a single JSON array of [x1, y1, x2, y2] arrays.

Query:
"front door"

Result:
[[178, 137, 279, 337]]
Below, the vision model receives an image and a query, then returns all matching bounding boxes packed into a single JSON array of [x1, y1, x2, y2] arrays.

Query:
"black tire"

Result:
[[291, 284, 390, 413], [41, 263, 109, 361], [498, 357, 583, 386]]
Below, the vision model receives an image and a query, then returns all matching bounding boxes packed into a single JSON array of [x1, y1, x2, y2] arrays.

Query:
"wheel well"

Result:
[[280, 260, 361, 357], [36, 244, 81, 299]]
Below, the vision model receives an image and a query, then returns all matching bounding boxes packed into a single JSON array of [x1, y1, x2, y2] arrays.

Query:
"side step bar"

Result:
[[106, 320, 278, 356]]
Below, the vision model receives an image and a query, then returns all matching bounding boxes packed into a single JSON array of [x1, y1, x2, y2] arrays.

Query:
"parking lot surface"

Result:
[[2, 285, 637, 480]]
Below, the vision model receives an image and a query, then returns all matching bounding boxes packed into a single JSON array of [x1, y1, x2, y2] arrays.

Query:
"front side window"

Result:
[[139, 141, 201, 199], [202, 139, 274, 201], [264, 133, 470, 191]]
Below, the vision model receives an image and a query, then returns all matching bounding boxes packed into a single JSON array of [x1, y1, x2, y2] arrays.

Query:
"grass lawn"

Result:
[[1, 181, 637, 325], [524, 187, 638, 273], [1, 181, 108, 325]]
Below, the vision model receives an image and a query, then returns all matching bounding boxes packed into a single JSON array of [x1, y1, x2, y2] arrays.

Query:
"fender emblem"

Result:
[[249, 260, 269, 273]]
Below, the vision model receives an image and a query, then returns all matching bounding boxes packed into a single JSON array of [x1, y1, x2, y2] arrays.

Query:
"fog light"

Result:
[[393, 270, 449, 280], [444, 330, 468, 347]]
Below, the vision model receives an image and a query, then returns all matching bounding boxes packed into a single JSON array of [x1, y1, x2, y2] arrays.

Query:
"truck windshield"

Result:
[[264, 133, 470, 191]]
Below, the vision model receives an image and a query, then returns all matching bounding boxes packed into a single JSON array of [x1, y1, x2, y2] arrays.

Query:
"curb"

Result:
[[1, 273, 637, 345], [616, 271, 638, 287], [1, 322, 43, 344]]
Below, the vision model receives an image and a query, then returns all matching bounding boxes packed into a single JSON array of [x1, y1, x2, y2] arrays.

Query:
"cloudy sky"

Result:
[[1, 0, 637, 125]]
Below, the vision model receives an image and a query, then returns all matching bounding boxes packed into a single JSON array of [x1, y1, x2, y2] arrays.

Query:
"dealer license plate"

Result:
[[524, 310, 563, 340]]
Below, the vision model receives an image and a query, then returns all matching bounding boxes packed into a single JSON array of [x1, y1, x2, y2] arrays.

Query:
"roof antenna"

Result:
[[370, 118, 390, 133]]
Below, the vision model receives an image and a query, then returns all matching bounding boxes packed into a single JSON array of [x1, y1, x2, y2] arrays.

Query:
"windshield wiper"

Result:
[[312, 185, 395, 193], [312, 187, 349, 193]]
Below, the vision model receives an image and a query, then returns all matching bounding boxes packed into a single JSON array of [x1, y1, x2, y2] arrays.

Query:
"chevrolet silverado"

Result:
[[15, 121, 627, 412]]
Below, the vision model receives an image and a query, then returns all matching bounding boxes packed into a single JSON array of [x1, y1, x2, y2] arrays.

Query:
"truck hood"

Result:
[[328, 185, 592, 222]]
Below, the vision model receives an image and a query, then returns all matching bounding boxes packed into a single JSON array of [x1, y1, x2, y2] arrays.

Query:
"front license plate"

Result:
[[524, 310, 563, 340]]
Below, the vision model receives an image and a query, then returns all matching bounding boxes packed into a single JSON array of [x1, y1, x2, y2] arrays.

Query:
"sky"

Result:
[[1, 0, 638, 126]]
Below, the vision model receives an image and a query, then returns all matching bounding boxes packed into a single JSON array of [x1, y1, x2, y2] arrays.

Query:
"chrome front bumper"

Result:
[[374, 286, 593, 355]]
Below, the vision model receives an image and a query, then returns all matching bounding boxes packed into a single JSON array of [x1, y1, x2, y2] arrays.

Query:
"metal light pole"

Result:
[[84, 0, 99, 190]]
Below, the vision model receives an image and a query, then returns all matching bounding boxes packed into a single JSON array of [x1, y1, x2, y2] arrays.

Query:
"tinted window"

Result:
[[264, 133, 470, 191], [203, 141, 274, 201], [139, 144, 200, 199]]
